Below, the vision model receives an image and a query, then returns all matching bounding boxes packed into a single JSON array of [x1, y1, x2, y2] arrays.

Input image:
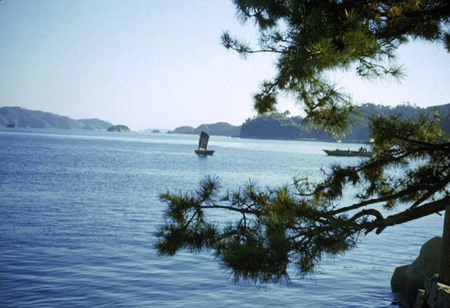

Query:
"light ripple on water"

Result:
[[0, 128, 444, 307]]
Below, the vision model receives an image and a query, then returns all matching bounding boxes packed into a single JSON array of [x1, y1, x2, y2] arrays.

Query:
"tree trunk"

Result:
[[439, 205, 450, 285]]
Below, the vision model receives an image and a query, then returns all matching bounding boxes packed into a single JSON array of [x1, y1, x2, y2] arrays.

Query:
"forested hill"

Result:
[[0, 107, 113, 131], [240, 103, 450, 141]]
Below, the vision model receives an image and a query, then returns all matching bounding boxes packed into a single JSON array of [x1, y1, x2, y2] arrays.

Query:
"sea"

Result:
[[0, 128, 444, 308]]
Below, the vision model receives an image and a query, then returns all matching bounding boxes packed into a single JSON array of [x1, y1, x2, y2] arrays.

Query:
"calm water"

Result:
[[0, 128, 444, 307]]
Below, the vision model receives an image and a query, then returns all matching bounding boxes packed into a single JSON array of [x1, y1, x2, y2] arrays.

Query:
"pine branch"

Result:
[[363, 196, 450, 234]]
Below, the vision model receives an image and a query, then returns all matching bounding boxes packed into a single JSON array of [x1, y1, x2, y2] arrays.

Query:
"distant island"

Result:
[[0, 107, 113, 131], [170, 122, 241, 137], [3, 103, 450, 142], [170, 126, 196, 134], [171, 102, 450, 142], [239, 103, 450, 142], [241, 103, 450, 142], [139, 128, 170, 134], [107, 125, 131, 132]]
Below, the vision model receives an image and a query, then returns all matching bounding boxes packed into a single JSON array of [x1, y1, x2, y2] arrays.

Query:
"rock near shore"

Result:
[[391, 237, 442, 307], [391, 237, 450, 308]]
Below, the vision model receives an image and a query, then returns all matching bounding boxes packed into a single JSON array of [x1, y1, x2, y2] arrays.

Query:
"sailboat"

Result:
[[195, 131, 215, 156]]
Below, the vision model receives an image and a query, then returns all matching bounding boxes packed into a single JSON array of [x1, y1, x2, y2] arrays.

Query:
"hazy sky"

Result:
[[1, 1, 450, 130]]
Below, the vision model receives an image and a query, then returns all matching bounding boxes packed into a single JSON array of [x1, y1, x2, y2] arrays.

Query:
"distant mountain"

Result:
[[170, 122, 241, 136], [240, 102, 450, 141], [0, 107, 113, 130]]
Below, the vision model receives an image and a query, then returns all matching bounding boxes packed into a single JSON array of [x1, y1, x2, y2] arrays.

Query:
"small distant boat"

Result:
[[323, 148, 372, 157], [195, 131, 215, 156]]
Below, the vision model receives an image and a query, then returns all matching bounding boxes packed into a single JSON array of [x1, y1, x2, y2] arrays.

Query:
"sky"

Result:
[[1, 0, 450, 131]]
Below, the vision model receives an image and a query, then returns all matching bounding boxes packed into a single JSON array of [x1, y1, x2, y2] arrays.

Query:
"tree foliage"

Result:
[[156, 0, 450, 285], [223, 0, 450, 137]]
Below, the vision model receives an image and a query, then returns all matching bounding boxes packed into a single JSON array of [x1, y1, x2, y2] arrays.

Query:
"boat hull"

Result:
[[195, 149, 215, 156], [323, 149, 372, 157]]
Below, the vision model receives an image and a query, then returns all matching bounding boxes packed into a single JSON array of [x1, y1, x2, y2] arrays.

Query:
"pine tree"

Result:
[[156, 0, 450, 285]]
